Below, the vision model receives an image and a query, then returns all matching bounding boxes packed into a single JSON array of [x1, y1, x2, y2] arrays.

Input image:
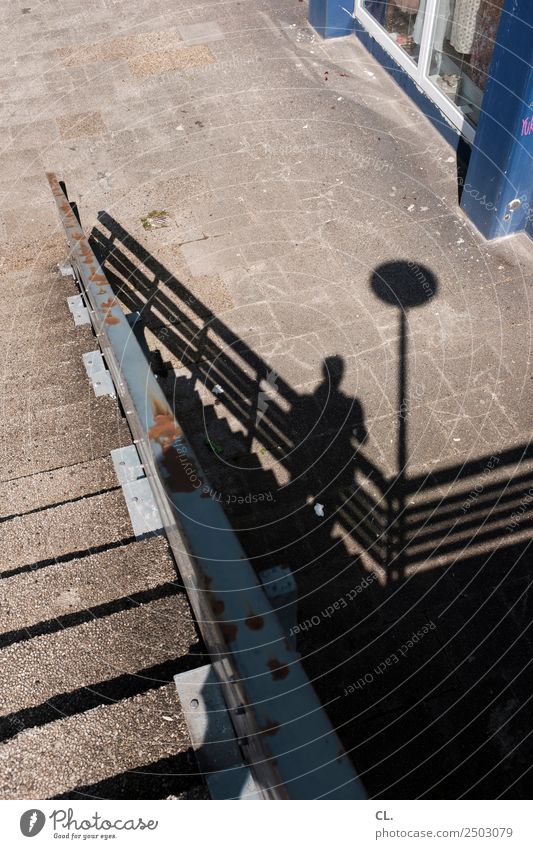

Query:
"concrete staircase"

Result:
[[0, 266, 207, 799]]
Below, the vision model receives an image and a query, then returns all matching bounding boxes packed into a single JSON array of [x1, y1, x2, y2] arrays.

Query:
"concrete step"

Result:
[[0, 307, 95, 345], [0, 488, 136, 574], [0, 327, 96, 375], [0, 455, 118, 519], [0, 269, 70, 299], [2, 354, 88, 390], [1, 369, 93, 414], [0, 536, 178, 635], [0, 684, 198, 799], [0, 395, 130, 481], [0, 286, 71, 321], [0, 595, 199, 718]]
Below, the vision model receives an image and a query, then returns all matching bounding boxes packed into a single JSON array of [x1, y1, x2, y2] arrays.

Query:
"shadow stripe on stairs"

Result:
[[0, 650, 206, 744], [0, 581, 186, 650]]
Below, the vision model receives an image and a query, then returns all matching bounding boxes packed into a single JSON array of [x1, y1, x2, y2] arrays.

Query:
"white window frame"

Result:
[[354, 0, 476, 144]]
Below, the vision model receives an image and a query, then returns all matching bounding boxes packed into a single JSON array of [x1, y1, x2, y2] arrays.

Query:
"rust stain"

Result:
[[245, 613, 264, 631], [104, 313, 120, 325], [199, 572, 213, 591], [220, 622, 238, 643], [147, 396, 200, 492], [267, 658, 289, 681], [148, 405, 182, 449], [211, 598, 225, 616], [101, 297, 118, 310], [259, 719, 280, 736]]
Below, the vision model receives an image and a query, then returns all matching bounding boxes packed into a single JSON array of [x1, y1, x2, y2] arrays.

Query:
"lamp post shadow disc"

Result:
[[370, 261, 438, 310]]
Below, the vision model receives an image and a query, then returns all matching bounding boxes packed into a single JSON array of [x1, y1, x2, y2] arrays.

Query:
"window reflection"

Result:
[[363, 0, 504, 128], [364, 1, 426, 63], [427, 0, 504, 126]]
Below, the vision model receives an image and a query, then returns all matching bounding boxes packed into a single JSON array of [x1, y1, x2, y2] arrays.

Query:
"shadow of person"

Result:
[[280, 356, 369, 581]]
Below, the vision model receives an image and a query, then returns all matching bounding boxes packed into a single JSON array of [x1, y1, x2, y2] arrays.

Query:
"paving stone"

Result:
[[57, 30, 184, 66], [56, 110, 107, 140], [128, 44, 215, 77]]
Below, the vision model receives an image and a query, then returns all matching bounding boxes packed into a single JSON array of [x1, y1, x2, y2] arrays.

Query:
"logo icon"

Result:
[[20, 810, 46, 837]]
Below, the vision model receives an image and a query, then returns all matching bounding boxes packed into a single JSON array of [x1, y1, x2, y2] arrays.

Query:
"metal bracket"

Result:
[[111, 445, 163, 538], [82, 350, 116, 398], [111, 444, 144, 484], [174, 664, 261, 800], [258, 565, 298, 651], [67, 293, 90, 326], [58, 261, 75, 278]]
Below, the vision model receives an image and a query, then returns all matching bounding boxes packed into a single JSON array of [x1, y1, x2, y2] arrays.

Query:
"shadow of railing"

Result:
[[90, 212, 533, 589], [90, 212, 533, 798]]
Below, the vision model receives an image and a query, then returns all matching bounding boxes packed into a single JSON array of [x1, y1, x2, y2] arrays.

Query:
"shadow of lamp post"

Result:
[[370, 261, 439, 581]]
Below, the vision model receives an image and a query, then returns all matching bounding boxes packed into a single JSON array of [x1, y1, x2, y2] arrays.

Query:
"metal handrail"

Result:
[[47, 172, 366, 800]]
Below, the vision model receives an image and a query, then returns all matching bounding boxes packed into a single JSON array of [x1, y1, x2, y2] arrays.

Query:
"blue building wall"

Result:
[[308, 0, 533, 242], [460, 0, 533, 239]]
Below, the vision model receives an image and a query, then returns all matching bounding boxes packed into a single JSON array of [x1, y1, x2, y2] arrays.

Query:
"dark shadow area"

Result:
[[52, 750, 205, 800], [0, 650, 204, 745], [0, 581, 185, 651], [456, 135, 472, 204], [86, 213, 533, 799]]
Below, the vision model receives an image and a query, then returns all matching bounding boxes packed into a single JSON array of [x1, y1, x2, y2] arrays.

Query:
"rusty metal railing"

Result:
[[47, 172, 366, 800]]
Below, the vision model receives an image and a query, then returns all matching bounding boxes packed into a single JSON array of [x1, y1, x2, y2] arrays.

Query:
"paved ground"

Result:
[[1, 0, 532, 799]]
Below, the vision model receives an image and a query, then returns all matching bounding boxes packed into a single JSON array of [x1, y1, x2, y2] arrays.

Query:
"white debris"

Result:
[[212, 384, 224, 395], [453, 437, 461, 442], [407, 204, 415, 212], [446, 156, 455, 162], [314, 503, 325, 517]]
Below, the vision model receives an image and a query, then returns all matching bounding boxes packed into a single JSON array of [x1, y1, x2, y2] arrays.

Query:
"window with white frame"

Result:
[[356, 0, 504, 141]]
